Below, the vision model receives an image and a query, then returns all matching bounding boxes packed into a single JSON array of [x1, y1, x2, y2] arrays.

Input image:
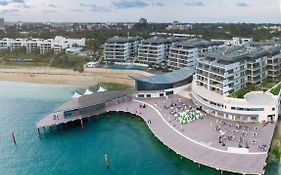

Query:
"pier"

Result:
[[36, 91, 276, 175]]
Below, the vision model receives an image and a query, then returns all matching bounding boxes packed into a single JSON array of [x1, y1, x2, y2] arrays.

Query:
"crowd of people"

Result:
[[215, 120, 267, 151]]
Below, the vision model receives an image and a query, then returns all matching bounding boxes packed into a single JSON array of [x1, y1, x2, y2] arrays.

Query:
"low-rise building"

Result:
[[169, 40, 224, 70], [138, 37, 181, 67], [0, 38, 13, 50], [104, 36, 141, 63], [26, 38, 43, 53], [192, 45, 281, 123], [10, 38, 27, 51]]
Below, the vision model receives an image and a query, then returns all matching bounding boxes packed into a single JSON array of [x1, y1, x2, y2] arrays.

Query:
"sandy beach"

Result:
[[0, 66, 152, 86]]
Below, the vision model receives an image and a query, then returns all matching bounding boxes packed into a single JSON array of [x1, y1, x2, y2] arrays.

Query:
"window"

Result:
[[159, 93, 164, 97], [166, 91, 174, 96], [146, 94, 151, 98], [138, 94, 145, 98]]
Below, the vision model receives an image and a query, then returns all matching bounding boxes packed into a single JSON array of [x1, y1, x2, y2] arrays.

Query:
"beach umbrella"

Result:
[[84, 89, 93, 95], [98, 86, 107, 92], [72, 92, 82, 99]]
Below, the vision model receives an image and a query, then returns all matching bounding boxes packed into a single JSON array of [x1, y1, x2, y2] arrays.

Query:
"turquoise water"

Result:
[[0, 81, 277, 175], [109, 65, 146, 71]]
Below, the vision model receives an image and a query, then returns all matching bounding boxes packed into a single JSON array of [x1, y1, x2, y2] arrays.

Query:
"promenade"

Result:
[[37, 94, 275, 175]]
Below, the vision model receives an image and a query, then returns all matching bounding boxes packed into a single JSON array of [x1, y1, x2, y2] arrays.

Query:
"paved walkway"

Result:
[[37, 95, 276, 174], [106, 98, 271, 175]]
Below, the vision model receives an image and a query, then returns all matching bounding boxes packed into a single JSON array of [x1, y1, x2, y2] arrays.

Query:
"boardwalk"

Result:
[[37, 95, 275, 175]]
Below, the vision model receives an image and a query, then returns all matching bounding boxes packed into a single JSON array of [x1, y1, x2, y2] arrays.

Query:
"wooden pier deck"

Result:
[[36, 95, 275, 175]]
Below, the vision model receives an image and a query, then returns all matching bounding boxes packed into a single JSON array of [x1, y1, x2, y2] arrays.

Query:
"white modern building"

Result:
[[104, 36, 142, 63], [138, 37, 182, 67], [232, 37, 253, 46], [39, 36, 85, 54], [169, 40, 224, 70], [10, 38, 27, 51], [192, 45, 281, 123], [212, 37, 253, 47], [0, 38, 13, 50], [192, 83, 279, 123], [0, 36, 85, 54], [26, 38, 43, 53]]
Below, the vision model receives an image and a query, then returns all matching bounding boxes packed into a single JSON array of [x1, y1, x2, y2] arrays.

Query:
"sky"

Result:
[[0, 0, 280, 23]]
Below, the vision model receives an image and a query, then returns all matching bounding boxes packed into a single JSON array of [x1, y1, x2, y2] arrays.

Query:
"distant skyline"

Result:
[[0, 0, 280, 23]]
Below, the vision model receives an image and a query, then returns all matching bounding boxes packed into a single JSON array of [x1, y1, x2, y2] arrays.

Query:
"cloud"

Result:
[[42, 9, 58, 13], [185, 1, 205, 7], [49, 4, 58, 8], [237, 2, 250, 7], [0, 1, 9, 6], [112, 0, 149, 9], [70, 9, 85, 12], [80, 3, 110, 12], [152, 2, 164, 6], [0, 9, 20, 14], [12, 0, 24, 3]]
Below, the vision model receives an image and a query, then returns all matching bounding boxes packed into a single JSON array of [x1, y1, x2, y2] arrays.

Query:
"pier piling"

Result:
[[80, 119, 84, 129], [12, 132, 16, 145], [105, 154, 109, 168]]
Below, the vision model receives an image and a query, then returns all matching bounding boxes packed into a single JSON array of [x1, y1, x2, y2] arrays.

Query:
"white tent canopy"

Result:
[[72, 92, 82, 99], [84, 89, 94, 95], [98, 86, 107, 92]]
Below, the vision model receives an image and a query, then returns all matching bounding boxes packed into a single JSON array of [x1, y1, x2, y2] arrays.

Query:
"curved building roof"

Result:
[[130, 67, 195, 84]]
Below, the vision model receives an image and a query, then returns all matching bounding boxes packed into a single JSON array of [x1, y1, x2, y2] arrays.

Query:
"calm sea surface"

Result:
[[0, 81, 278, 175]]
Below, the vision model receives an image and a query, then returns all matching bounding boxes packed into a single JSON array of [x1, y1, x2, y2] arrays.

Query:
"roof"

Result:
[[106, 36, 142, 44], [130, 67, 195, 84], [55, 90, 130, 112], [141, 36, 183, 45], [203, 45, 281, 65], [172, 40, 224, 49]]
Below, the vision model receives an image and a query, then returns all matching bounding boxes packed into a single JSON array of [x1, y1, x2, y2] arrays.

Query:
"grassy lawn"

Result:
[[228, 84, 263, 98], [97, 82, 134, 91], [50, 53, 90, 72], [74, 83, 134, 95], [261, 77, 281, 90], [271, 84, 281, 95]]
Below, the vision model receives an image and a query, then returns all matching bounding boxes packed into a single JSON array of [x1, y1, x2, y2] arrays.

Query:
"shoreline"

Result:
[[0, 67, 152, 87]]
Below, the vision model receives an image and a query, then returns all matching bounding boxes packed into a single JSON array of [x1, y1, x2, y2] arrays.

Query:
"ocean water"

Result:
[[0, 81, 277, 175]]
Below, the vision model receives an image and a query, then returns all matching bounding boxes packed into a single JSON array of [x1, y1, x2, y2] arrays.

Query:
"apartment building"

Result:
[[40, 36, 85, 54], [169, 40, 224, 70], [104, 36, 142, 63], [26, 38, 43, 53], [10, 38, 27, 51], [40, 39, 54, 54], [192, 45, 281, 123], [266, 47, 281, 79], [195, 45, 281, 96], [138, 37, 182, 66], [0, 38, 13, 50]]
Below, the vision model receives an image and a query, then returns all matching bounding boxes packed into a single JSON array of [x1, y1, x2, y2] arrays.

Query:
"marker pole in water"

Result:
[[12, 132, 16, 145], [80, 119, 84, 129], [105, 154, 109, 168]]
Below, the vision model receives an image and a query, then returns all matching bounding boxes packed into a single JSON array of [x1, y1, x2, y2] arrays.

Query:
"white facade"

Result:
[[232, 37, 253, 46], [26, 39, 43, 53], [192, 45, 281, 123], [10, 38, 27, 51], [138, 37, 180, 66], [0, 38, 13, 50], [192, 82, 279, 123], [169, 40, 224, 70], [104, 36, 141, 63], [196, 46, 281, 96], [0, 36, 85, 54]]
